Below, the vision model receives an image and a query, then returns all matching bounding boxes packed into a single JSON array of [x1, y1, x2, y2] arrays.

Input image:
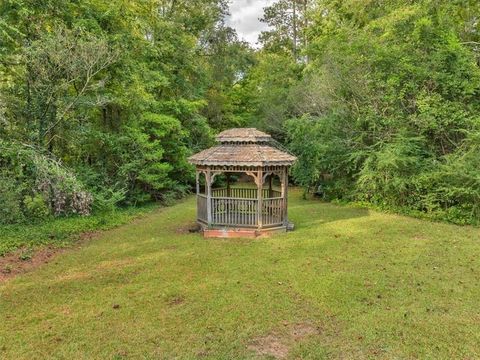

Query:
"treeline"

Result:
[[1, 0, 479, 226], [0, 0, 253, 224], [233, 0, 480, 225]]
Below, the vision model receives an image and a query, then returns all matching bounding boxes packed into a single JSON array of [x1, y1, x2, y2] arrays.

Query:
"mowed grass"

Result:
[[0, 205, 156, 256], [1, 189, 480, 359]]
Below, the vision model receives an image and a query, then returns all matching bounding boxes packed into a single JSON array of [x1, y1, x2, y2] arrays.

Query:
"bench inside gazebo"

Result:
[[188, 128, 297, 238]]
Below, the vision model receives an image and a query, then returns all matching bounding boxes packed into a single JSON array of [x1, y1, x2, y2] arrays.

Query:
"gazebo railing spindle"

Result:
[[209, 187, 284, 228]]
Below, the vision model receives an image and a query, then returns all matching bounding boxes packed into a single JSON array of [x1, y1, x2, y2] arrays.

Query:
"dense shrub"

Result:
[[23, 194, 50, 220], [0, 177, 25, 224], [0, 141, 93, 224]]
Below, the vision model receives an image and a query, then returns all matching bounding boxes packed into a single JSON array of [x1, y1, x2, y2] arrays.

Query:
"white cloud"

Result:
[[226, 0, 275, 47]]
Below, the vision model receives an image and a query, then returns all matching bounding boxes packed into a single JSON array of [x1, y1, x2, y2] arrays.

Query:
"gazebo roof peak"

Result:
[[189, 127, 296, 167], [216, 128, 271, 143]]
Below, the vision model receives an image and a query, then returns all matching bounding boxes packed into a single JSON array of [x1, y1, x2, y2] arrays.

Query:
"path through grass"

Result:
[[1, 189, 480, 359]]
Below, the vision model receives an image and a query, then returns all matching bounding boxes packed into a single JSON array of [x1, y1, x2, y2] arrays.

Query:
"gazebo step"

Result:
[[203, 226, 287, 238], [203, 228, 258, 238]]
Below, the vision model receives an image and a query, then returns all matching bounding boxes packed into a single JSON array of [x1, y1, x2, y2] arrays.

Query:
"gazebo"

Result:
[[188, 128, 297, 238]]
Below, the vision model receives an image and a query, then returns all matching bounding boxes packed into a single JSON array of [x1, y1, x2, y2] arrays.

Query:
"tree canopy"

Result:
[[1, 0, 479, 225]]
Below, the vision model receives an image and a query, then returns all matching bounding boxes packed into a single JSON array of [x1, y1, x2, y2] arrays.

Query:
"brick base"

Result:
[[203, 229, 258, 238], [203, 226, 287, 238]]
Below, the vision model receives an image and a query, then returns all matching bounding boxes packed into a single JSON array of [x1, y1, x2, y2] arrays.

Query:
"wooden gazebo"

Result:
[[188, 128, 297, 238]]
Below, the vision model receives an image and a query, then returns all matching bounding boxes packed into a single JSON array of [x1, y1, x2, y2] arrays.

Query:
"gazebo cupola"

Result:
[[188, 128, 297, 238]]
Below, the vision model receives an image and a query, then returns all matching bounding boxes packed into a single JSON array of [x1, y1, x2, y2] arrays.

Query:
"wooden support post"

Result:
[[195, 171, 200, 223], [206, 169, 212, 227], [282, 167, 288, 226], [195, 171, 200, 195], [268, 174, 273, 198], [226, 173, 231, 197], [257, 168, 263, 229]]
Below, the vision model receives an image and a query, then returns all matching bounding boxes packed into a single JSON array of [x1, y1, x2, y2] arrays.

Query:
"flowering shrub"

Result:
[[0, 141, 93, 224]]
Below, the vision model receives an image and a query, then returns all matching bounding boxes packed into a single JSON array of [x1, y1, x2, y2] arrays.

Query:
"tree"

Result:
[[283, 0, 480, 224], [0, 0, 237, 222], [24, 27, 117, 148], [199, 24, 255, 130], [259, 0, 310, 60]]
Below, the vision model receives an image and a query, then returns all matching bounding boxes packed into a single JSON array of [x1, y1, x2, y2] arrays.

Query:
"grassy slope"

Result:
[[1, 189, 479, 359]]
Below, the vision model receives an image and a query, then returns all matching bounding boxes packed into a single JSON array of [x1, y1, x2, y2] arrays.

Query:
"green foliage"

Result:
[[285, 116, 323, 195], [283, 0, 480, 225], [119, 112, 193, 203], [18, 248, 33, 261], [0, 177, 25, 224], [232, 52, 302, 138], [259, 0, 309, 59], [0, 0, 249, 225], [415, 134, 480, 224], [356, 134, 431, 208], [1, 0, 479, 228], [92, 187, 126, 213], [23, 194, 50, 221], [0, 140, 92, 224]]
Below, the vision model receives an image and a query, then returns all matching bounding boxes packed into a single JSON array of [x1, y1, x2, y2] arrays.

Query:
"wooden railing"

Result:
[[198, 188, 284, 228], [211, 197, 257, 226], [211, 187, 281, 199], [262, 198, 283, 226], [197, 194, 207, 223], [264, 189, 282, 199]]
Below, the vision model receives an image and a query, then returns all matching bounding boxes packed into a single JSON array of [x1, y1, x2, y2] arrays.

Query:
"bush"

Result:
[[23, 194, 50, 221], [0, 140, 93, 224], [0, 177, 25, 224], [92, 187, 127, 213]]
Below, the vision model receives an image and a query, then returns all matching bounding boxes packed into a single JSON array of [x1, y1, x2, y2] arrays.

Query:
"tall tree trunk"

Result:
[[292, 0, 298, 60], [303, 0, 309, 63]]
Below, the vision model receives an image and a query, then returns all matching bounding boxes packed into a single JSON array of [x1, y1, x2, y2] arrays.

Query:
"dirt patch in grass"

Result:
[[166, 295, 185, 306], [247, 322, 320, 359], [249, 334, 290, 359], [0, 245, 64, 282], [175, 222, 202, 234], [0, 231, 98, 283]]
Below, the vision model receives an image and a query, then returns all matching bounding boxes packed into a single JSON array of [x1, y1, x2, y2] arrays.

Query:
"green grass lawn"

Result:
[[0, 205, 156, 256], [1, 189, 480, 359]]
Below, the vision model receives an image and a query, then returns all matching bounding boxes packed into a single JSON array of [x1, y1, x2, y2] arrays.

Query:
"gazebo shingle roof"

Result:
[[188, 128, 296, 166], [216, 128, 271, 143]]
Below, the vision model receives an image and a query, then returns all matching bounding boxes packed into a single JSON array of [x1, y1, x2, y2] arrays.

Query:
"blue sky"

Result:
[[226, 0, 275, 47]]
